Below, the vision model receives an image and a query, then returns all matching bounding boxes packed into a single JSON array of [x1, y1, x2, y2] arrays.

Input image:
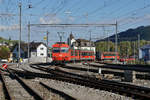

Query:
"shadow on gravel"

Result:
[[40, 82, 76, 100], [59, 65, 98, 73], [31, 62, 54, 66], [9, 68, 53, 79]]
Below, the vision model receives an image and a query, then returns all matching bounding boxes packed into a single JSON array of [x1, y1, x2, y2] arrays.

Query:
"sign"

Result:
[[44, 36, 47, 40], [2, 64, 8, 69]]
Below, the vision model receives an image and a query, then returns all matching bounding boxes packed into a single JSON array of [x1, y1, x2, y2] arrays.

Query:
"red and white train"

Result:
[[52, 42, 95, 63]]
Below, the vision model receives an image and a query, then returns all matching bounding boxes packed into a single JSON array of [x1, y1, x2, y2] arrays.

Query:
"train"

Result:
[[101, 52, 120, 61], [52, 42, 95, 63], [96, 52, 119, 61], [96, 51, 135, 63], [51, 42, 135, 64]]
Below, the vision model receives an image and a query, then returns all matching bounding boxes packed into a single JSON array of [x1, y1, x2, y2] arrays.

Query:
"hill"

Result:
[[97, 25, 150, 42], [0, 36, 18, 45]]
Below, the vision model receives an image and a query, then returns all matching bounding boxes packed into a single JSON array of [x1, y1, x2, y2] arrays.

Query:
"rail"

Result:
[[7, 69, 43, 100], [0, 72, 12, 100], [30, 64, 150, 99]]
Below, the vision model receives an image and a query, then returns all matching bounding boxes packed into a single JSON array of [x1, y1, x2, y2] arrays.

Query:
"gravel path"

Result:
[[0, 81, 5, 100], [7, 63, 143, 100], [24, 79, 65, 100], [3, 74, 34, 100], [37, 78, 133, 100]]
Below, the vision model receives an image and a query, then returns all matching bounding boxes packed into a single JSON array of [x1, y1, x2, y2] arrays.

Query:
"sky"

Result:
[[0, 0, 150, 46]]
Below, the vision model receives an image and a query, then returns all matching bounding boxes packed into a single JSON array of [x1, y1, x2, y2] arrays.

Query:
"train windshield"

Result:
[[53, 47, 69, 53], [61, 47, 69, 52]]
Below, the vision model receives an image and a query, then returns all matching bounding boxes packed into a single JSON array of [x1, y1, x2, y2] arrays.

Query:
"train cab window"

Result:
[[52, 48, 60, 53], [53, 47, 68, 53], [61, 47, 69, 53]]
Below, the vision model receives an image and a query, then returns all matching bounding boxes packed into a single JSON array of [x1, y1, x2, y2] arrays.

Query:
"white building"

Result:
[[29, 42, 49, 63], [67, 33, 96, 53], [11, 42, 49, 63], [139, 45, 150, 64], [36, 43, 47, 57]]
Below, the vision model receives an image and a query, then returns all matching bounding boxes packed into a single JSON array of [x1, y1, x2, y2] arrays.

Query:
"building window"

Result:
[[40, 48, 44, 50], [40, 53, 44, 56], [32, 52, 36, 55]]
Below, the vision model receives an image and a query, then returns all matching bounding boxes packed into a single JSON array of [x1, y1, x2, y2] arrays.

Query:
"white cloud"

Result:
[[40, 14, 61, 24], [0, 24, 19, 31]]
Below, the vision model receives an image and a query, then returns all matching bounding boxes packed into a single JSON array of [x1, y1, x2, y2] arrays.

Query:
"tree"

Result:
[[0, 46, 10, 59], [119, 41, 132, 57]]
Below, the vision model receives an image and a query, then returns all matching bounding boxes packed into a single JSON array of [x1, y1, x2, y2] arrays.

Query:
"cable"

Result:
[[87, 0, 121, 17]]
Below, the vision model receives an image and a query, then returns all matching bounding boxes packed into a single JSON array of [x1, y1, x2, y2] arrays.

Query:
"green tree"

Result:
[[119, 41, 131, 57], [96, 41, 108, 52], [0, 46, 10, 59]]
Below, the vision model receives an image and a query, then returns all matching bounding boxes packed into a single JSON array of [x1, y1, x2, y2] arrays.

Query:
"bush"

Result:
[[0, 46, 10, 59]]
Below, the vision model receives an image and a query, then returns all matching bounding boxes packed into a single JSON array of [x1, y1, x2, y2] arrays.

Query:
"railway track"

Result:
[[92, 62, 150, 72], [0, 72, 12, 100], [39, 82, 76, 100], [0, 68, 43, 100], [7, 67, 77, 100], [30, 64, 150, 99]]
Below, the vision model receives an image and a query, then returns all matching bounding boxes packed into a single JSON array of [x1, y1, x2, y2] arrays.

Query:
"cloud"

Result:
[[0, 24, 19, 31], [40, 14, 61, 24]]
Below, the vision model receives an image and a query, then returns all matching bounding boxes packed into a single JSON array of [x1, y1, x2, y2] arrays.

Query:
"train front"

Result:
[[52, 42, 70, 63]]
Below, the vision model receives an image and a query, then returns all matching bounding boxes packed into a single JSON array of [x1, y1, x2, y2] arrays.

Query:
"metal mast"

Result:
[[18, 2, 22, 64]]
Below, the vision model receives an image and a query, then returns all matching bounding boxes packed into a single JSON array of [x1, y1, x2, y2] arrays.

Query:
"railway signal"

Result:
[[2, 64, 8, 69]]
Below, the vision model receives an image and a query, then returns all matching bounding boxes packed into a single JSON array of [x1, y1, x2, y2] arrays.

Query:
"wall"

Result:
[[37, 44, 47, 57]]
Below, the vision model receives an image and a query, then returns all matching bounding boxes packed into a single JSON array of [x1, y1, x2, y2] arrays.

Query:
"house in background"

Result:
[[67, 33, 95, 53], [11, 42, 50, 63], [11, 43, 28, 62], [30, 42, 47, 57], [139, 45, 150, 64]]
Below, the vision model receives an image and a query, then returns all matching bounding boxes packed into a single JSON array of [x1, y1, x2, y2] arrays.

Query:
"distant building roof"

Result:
[[76, 39, 91, 42], [140, 45, 150, 49], [11, 42, 28, 52], [30, 42, 46, 51], [73, 39, 94, 47], [11, 42, 47, 52]]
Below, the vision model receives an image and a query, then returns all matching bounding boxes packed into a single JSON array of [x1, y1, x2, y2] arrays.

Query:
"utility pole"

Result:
[[57, 32, 64, 43], [89, 30, 92, 51], [138, 34, 140, 60], [18, 2, 22, 64], [115, 21, 118, 63], [107, 30, 110, 52], [134, 42, 136, 64], [46, 31, 49, 63], [28, 22, 30, 63]]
